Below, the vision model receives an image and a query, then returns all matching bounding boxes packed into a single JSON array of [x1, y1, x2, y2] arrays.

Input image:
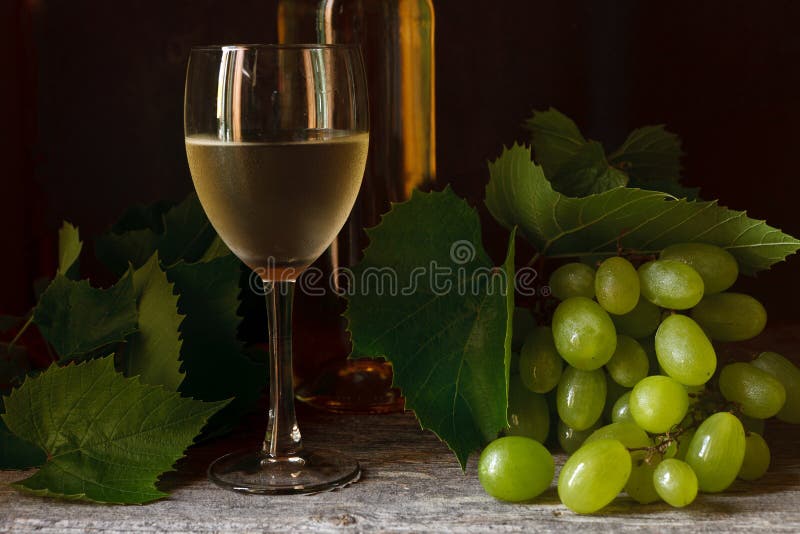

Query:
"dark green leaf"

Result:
[[33, 274, 138, 360], [609, 125, 683, 184], [95, 194, 216, 275], [523, 107, 587, 177], [57, 221, 82, 279], [0, 397, 45, 470], [485, 144, 800, 275], [95, 228, 161, 276], [124, 253, 184, 390], [345, 188, 513, 468], [168, 255, 266, 437], [2, 356, 228, 503], [551, 141, 628, 196]]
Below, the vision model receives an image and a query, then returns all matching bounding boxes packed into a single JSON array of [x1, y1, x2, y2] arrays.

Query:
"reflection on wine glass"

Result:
[[184, 44, 368, 494]]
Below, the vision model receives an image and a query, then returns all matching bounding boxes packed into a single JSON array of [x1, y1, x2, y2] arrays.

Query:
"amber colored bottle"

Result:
[[278, 0, 435, 413]]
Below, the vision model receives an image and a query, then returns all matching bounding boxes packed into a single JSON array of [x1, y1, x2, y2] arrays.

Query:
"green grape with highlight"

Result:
[[719, 362, 786, 419], [685, 412, 746, 493], [558, 439, 632, 514], [738, 432, 770, 481], [585, 422, 651, 449], [606, 335, 650, 388], [660, 242, 738, 295], [611, 298, 662, 339], [519, 327, 563, 394], [653, 459, 698, 508], [690, 293, 767, 342], [549, 262, 596, 300], [478, 436, 555, 502], [611, 392, 635, 424], [751, 351, 800, 424], [603, 373, 630, 422], [638, 260, 704, 310], [629, 375, 689, 434], [552, 297, 617, 370], [506, 376, 550, 443], [595, 256, 640, 315], [655, 314, 717, 386], [557, 366, 607, 431]]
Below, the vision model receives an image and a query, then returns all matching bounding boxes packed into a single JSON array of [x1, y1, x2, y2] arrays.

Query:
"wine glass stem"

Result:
[[263, 280, 304, 459]]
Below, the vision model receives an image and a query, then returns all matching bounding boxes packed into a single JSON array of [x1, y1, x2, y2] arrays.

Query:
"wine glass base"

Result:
[[208, 448, 361, 495], [296, 359, 405, 414]]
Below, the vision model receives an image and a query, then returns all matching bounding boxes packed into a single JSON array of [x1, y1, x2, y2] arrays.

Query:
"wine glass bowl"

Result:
[[184, 44, 368, 494]]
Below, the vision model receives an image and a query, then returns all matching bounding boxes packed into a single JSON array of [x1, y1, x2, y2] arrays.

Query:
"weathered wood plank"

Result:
[[1, 324, 799, 532]]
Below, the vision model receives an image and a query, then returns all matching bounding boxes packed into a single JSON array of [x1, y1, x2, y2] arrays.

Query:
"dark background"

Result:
[[3, 0, 800, 317]]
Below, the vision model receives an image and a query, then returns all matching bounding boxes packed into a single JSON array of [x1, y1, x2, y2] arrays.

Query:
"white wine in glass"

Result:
[[184, 44, 369, 494]]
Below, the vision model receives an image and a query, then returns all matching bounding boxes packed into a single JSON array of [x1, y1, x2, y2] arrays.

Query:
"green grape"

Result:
[[719, 362, 786, 419], [557, 366, 607, 431], [549, 262, 596, 300], [751, 351, 800, 424], [638, 260, 704, 310], [660, 242, 738, 295], [675, 429, 696, 460], [558, 419, 602, 454], [655, 314, 717, 386], [738, 414, 766, 435], [585, 422, 651, 449], [738, 432, 770, 481], [519, 327, 563, 394], [552, 297, 617, 370], [506, 376, 550, 443], [606, 335, 650, 388], [685, 412, 746, 492], [629, 375, 689, 434], [690, 293, 767, 342], [558, 439, 632, 514], [595, 257, 640, 315], [603, 373, 630, 422], [611, 392, 635, 424], [626, 454, 662, 504], [611, 298, 662, 339], [511, 306, 537, 352], [478, 436, 554, 502], [653, 459, 698, 507]]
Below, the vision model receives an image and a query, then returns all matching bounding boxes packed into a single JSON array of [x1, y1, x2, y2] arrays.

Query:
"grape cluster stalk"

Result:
[[479, 243, 800, 513]]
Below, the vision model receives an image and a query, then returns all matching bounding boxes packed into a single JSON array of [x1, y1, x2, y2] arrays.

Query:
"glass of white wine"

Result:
[[184, 44, 369, 494]]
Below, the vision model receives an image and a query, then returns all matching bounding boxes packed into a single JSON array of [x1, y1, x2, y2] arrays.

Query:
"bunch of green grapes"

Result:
[[478, 243, 800, 513]]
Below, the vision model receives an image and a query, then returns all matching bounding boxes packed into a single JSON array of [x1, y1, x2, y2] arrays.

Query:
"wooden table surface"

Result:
[[1, 326, 799, 533]]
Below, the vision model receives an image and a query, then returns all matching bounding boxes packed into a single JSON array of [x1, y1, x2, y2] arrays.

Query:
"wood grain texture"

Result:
[[1, 325, 799, 533]]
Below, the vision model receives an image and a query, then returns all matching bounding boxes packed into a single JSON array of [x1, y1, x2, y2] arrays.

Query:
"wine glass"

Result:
[[184, 44, 368, 494]]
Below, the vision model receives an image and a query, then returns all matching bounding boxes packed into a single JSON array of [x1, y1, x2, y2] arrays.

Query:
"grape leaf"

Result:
[[345, 188, 514, 468], [57, 221, 82, 279], [96, 194, 216, 275], [608, 125, 683, 184], [485, 144, 800, 275], [198, 235, 232, 262], [1, 356, 228, 503], [551, 141, 628, 196], [523, 107, 587, 178], [0, 397, 45, 470], [33, 274, 138, 360], [124, 253, 185, 390], [157, 193, 217, 266], [167, 255, 266, 437]]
